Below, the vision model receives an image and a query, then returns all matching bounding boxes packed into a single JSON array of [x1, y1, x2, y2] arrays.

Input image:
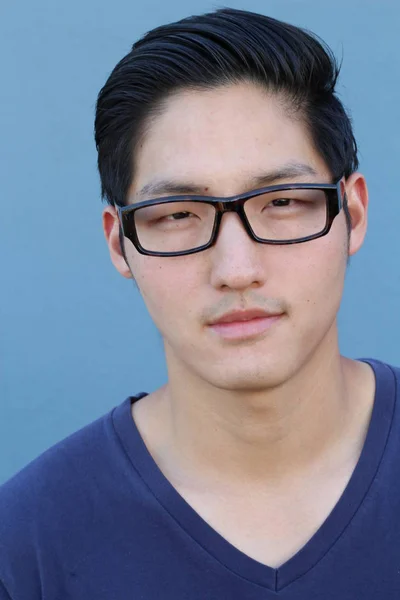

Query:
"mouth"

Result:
[[207, 310, 284, 341]]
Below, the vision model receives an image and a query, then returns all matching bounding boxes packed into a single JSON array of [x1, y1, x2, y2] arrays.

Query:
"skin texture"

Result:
[[103, 82, 373, 567]]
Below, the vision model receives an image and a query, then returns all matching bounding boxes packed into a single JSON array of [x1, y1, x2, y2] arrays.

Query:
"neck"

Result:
[[134, 326, 374, 489]]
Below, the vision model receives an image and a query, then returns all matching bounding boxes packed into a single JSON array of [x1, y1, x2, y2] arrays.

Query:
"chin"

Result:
[[200, 361, 295, 392]]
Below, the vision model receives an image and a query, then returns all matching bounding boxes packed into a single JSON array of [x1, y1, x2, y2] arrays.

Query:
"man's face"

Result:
[[104, 82, 367, 391]]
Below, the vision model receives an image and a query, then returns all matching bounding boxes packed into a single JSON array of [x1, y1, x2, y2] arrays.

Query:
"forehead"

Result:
[[131, 82, 329, 197]]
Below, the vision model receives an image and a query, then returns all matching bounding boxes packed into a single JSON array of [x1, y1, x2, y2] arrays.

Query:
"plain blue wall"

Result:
[[1, 0, 399, 484]]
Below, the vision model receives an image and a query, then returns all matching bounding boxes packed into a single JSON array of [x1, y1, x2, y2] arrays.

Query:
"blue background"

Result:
[[1, 0, 399, 484]]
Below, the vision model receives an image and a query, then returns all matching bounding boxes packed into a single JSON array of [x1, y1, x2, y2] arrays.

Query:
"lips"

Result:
[[207, 308, 283, 341], [209, 309, 281, 325]]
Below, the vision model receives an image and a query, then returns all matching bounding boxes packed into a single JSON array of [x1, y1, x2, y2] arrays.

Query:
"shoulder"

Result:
[[0, 399, 132, 597], [388, 362, 400, 381], [0, 403, 116, 502], [363, 358, 400, 385]]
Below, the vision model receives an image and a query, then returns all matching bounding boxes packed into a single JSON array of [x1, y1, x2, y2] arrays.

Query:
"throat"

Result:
[[132, 358, 375, 492], [131, 358, 376, 571]]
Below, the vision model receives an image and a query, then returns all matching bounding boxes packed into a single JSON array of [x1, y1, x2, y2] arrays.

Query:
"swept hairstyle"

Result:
[[95, 7, 358, 234]]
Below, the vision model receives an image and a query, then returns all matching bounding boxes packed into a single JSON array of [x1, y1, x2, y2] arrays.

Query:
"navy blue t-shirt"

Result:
[[1, 359, 400, 599]]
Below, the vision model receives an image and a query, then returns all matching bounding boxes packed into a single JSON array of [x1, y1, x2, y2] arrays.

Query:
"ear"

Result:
[[102, 206, 133, 279], [344, 172, 369, 257]]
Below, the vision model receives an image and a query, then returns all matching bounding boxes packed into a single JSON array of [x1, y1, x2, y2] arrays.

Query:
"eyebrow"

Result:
[[135, 162, 319, 200]]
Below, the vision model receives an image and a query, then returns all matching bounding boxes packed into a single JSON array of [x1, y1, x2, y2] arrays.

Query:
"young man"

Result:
[[1, 7, 399, 599]]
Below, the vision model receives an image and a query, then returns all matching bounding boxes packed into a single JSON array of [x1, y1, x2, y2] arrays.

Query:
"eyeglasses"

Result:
[[116, 179, 344, 257]]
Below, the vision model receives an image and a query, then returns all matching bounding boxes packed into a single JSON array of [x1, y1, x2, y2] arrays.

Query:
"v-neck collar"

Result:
[[112, 359, 396, 592]]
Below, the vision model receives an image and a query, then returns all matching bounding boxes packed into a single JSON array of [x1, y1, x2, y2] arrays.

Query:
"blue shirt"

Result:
[[1, 359, 399, 599]]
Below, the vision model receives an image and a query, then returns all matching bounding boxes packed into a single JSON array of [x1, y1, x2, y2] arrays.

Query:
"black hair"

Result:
[[95, 7, 358, 212]]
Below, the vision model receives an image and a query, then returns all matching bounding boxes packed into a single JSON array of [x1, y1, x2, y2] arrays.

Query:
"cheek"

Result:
[[282, 229, 347, 320], [131, 254, 202, 331]]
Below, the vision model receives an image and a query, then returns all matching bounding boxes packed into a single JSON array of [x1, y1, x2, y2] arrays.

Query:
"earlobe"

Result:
[[102, 207, 133, 279], [345, 173, 369, 257]]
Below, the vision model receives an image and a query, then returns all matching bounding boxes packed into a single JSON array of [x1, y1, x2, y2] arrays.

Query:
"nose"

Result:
[[209, 212, 266, 291]]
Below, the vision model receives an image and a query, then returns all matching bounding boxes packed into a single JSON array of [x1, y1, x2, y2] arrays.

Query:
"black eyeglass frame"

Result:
[[116, 179, 344, 257]]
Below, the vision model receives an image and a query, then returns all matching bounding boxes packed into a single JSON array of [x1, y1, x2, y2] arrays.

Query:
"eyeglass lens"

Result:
[[131, 188, 329, 253]]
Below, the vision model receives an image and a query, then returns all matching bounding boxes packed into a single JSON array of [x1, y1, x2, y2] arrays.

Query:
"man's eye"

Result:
[[271, 198, 292, 207], [165, 212, 192, 220]]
